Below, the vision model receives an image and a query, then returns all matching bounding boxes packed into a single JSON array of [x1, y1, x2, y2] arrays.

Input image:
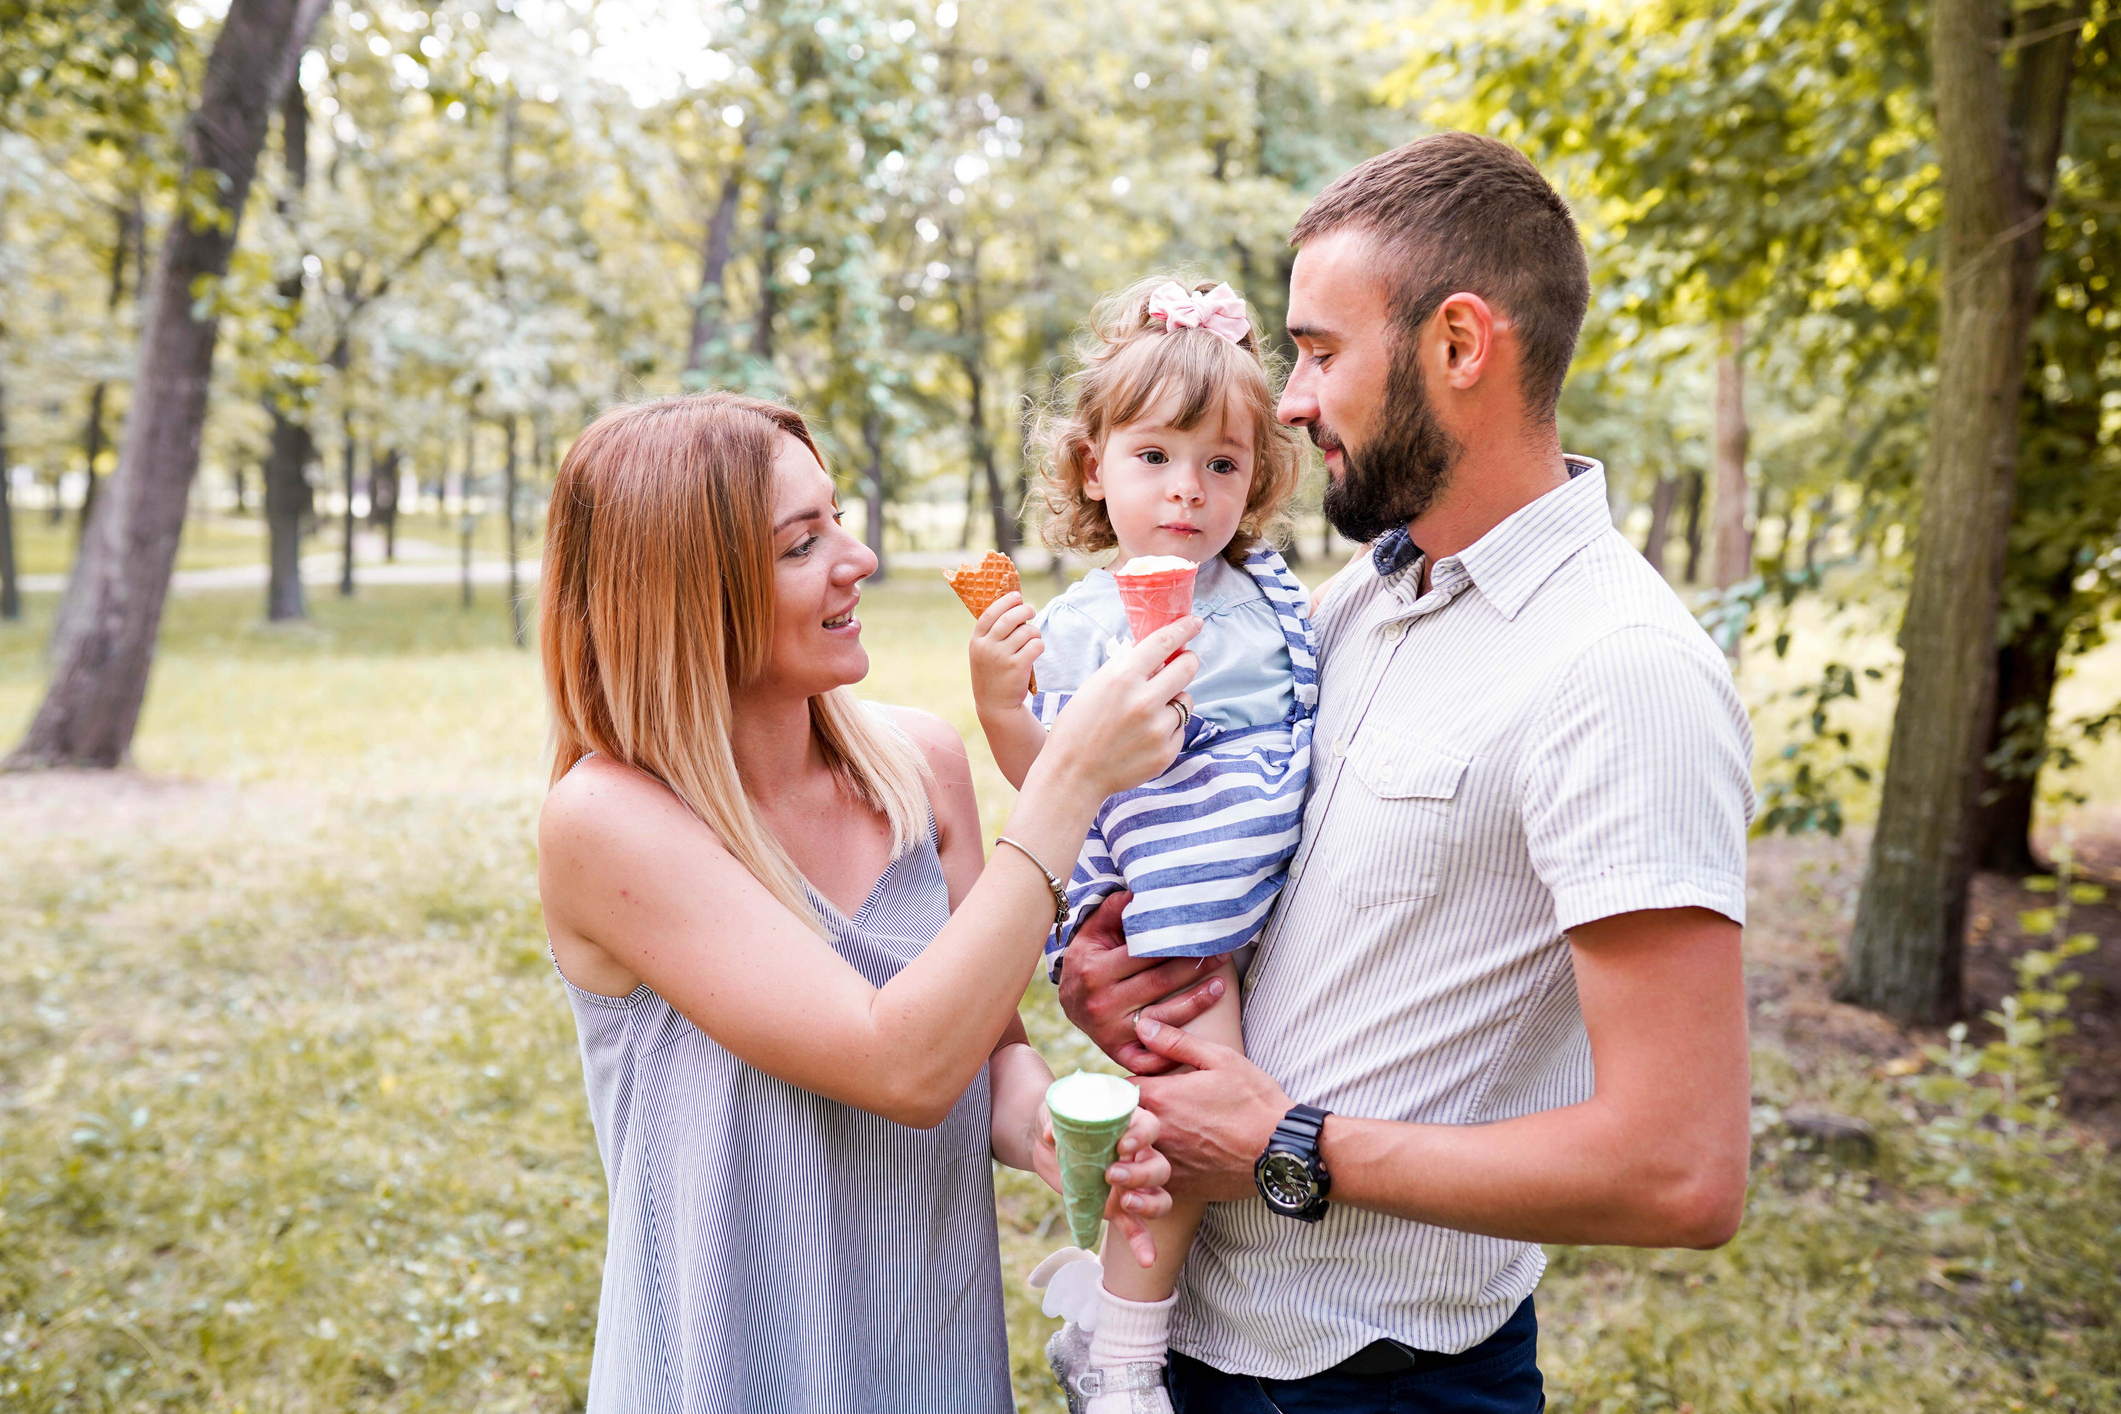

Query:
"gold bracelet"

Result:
[[995, 835, 1069, 927]]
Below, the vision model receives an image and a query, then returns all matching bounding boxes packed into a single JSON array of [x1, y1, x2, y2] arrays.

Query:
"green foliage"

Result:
[[1754, 658, 1882, 837], [1903, 856, 2102, 1227], [0, 0, 189, 143]]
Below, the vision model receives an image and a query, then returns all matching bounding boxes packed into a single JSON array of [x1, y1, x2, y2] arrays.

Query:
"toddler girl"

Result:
[[966, 277, 1314, 1413]]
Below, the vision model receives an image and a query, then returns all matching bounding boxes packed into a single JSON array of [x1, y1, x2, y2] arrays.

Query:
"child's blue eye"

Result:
[[1140, 449, 1168, 465], [1209, 458, 1238, 475]]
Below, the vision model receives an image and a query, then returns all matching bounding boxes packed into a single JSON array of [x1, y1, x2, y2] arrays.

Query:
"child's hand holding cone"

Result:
[[955, 552, 1043, 707], [1031, 1084, 1173, 1270]]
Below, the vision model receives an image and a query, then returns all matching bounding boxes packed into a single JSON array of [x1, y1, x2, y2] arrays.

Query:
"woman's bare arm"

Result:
[[540, 621, 1199, 1130]]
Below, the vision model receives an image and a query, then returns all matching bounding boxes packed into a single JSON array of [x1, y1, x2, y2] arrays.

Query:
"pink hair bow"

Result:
[[1146, 281, 1250, 345]]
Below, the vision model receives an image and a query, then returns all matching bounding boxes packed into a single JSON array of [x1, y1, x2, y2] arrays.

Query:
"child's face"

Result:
[[1085, 391, 1256, 564]]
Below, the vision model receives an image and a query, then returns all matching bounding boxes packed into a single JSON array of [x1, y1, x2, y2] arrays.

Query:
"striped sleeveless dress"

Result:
[[557, 820, 1013, 1413]]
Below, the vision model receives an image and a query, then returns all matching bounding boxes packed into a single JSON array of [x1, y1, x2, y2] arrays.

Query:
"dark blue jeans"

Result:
[[1168, 1297, 1543, 1413]]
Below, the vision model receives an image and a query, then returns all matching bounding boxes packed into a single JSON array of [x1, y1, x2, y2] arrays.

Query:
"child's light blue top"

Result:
[[1033, 553, 1297, 729]]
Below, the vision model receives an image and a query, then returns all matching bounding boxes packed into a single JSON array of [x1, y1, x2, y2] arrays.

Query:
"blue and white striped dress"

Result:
[[557, 817, 1013, 1414], [1030, 546, 1318, 962]]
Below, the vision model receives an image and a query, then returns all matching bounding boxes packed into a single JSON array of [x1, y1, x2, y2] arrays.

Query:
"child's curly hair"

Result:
[[1030, 275, 1307, 568]]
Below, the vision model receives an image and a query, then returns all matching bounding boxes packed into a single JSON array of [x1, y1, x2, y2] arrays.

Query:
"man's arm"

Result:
[[1129, 905, 1751, 1249]]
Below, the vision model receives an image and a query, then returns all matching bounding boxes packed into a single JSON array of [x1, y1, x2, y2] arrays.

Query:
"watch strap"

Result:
[[1272, 1103, 1331, 1151]]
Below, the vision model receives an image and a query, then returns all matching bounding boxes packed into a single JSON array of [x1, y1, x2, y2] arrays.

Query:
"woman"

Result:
[[536, 391, 1203, 1413]]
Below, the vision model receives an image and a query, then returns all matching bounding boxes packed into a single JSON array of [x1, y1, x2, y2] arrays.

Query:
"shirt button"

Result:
[[1381, 621, 1405, 641], [1333, 736, 1349, 757]]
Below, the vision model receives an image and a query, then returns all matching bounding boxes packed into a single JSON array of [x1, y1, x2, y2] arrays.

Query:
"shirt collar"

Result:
[[1368, 455, 1611, 621]]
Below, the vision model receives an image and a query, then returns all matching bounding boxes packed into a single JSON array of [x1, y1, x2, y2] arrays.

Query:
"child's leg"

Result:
[[1083, 957, 1242, 1397], [1100, 956, 1240, 1303]]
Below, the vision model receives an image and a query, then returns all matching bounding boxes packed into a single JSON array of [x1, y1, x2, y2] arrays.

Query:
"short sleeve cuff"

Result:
[[1550, 869, 1747, 933]]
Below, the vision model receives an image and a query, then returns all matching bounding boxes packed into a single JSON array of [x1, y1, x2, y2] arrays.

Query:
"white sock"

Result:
[[1087, 1288, 1175, 1369]]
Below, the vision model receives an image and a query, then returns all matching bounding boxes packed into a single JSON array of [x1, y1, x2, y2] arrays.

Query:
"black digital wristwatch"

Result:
[[1253, 1103, 1333, 1222]]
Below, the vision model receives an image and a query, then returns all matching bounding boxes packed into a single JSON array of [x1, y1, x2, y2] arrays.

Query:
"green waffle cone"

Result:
[[1046, 1072, 1140, 1250]]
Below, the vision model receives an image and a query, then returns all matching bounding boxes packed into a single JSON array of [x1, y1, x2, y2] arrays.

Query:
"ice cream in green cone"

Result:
[[1045, 1070, 1140, 1249]]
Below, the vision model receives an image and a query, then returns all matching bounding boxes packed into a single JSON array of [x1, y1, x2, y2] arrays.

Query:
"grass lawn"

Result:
[[12, 510, 544, 585], [1, 577, 2117, 1411], [11, 514, 277, 580]]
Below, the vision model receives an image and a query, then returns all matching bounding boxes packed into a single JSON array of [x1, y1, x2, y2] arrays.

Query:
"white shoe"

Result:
[[1075, 1362, 1172, 1414], [1031, 1247, 1172, 1413]]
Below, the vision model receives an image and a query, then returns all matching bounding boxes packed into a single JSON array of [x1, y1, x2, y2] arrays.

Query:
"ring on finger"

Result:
[[1171, 698, 1191, 730]]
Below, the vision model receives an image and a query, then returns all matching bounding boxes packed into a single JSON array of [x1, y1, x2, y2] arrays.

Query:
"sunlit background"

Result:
[[1, 1, 2117, 1409]]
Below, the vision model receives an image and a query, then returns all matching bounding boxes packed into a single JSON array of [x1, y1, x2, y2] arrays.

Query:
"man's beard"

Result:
[[1316, 345, 1463, 545]]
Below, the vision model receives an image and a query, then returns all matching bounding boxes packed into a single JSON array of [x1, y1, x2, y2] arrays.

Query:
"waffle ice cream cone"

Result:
[[944, 550, 1022, 616], [946, 551, 1036, 690], [1045, 1071, 1140, 1250]]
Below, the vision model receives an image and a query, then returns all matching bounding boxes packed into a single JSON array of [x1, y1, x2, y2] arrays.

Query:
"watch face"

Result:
[[1257, 1151, 1316, 1210]]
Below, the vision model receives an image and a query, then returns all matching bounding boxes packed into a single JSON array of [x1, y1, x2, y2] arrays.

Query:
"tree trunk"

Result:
[[337, 407, 356, 597], [953, 246, 1015, 554], [459, 422, 475, 610], [79, 382, 108, 538], [263, 406, 312, 621], [1972, 594, 2067, 877], [70, 203, 133, 548], [1840, 0, 2080, 1022], [0, 196, 14, 621], [685, 124, 750, 379], [1643, 475, 1679, 577], [372, 445, 400, 561], [750, 171, 781, 367], [0, 359, 15, 622], [1680, 469, 1704, 583], [504, 414, 523, 645], [263, 60, 311, 622], [959, 460, 979, 551], [1711, 319, 1753, 591], [7, 0, 325, 769], [862, 409, 888, 583]]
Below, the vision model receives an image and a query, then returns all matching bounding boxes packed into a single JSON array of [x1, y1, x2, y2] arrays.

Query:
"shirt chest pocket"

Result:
[[1332, 737, 1470, 908]]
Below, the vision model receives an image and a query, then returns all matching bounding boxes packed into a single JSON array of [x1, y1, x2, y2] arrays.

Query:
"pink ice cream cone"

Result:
[[1113, 558, 1199, 662]]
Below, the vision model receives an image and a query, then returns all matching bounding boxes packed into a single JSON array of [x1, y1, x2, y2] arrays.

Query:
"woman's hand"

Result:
[[1039, 617, 1201, 801], [969, 591, 1043, 718], [1032, 1105, 1174, 1268]]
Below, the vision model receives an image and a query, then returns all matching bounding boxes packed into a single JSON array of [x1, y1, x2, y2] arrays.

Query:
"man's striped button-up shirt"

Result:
[[1174, 459, 1755, 1376]]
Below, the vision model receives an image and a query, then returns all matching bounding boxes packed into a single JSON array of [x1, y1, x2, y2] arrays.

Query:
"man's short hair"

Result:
[[1290, 132, 1590, 417]]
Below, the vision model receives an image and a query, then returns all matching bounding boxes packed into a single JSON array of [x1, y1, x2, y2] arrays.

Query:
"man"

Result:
[[1060, 132, 1756, 1411]]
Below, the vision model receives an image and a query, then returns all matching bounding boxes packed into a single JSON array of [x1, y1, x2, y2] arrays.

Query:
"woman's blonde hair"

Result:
[[1031, 275, 1307, 568], [540, 391, 931, 932]]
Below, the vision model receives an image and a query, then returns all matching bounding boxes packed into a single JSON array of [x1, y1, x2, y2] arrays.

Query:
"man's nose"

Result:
[[1278, 367, 1317, 428]]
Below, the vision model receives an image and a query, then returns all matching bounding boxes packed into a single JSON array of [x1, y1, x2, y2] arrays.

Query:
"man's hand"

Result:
[[1129, 1016, 1291, 1203], [1056, 893, 1226, 1075]]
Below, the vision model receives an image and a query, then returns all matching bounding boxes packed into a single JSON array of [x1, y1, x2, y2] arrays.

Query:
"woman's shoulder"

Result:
[[876, 704, 972, 784], [541, 754, 701, 855], [875, 706, 979, 860]]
